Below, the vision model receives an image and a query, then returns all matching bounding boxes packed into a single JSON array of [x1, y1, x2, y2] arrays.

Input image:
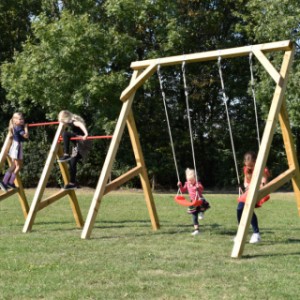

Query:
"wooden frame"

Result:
[[82, 40, 299, 259], [0, 134, 29, 218], [22, 122, 84, 232]]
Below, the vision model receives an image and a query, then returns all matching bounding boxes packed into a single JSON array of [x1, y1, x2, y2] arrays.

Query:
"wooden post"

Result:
[[81, 69, 143, 239], [126, 110, 160, 230], [23, 122, 84, 232], [279, 101, 300, 214], [0, 134, 29, 218], [231, 46, 295, 258]]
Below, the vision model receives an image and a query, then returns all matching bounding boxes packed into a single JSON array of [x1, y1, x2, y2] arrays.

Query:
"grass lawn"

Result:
[[0, 189, 299, 299]]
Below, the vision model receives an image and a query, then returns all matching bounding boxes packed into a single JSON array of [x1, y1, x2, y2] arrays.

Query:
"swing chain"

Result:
[[249, 52, 261, 148], [182, 61, 200, 188], [217, 56, 241, 189], [157, 65, 181, 183]]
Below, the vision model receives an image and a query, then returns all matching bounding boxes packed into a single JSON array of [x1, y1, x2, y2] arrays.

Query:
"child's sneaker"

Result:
[[191, 230, 200, 236], [7, 183, 16, 189], [58, 154, 71, 162], [0, 181, 8, 192], [63, 183, 77, 190], [249, 233, 261, 244], [198, 212, 205, 220]]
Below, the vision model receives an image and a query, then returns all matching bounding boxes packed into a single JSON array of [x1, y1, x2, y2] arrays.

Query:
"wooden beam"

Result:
[[120, 62, 158, 102], [252, 49, 281, 84], [257, 168, 295, 199], [38, 189, 69, 210], [130, 40, 292, 70], [81, 70, 141, 239], [0, 188, 19, 202], [23, 122, 65, 232], [279, 100, 300, 215], [231, 46, 295, 258], [0, 134, 12, 170], [104, 166, 142, 195], [126, 110, 160, 230]]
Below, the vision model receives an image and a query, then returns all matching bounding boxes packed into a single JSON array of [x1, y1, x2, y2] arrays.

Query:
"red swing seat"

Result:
[[174, 195, 203, 207]]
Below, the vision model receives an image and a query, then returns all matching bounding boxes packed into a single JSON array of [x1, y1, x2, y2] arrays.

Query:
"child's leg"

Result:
[[62, 132, 76, 155], [237, 201, 259, 233], [2, 162, 17, 184], [68, 154, 82, 184], [192, 212, 199, 230]]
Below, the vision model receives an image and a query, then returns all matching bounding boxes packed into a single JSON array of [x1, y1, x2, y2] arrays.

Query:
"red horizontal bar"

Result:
[[58, 135, 113, 141], [28, 121, 59, 127]]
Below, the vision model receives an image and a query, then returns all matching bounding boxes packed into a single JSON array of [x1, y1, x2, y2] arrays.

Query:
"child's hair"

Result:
[[58, 110, 85, 125], [185, 168, 196, 180], [244, 151, 257, 163], [8, 112, 24, 136]]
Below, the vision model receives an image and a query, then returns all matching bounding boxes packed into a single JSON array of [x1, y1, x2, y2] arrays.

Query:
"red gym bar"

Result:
[[28, 121, 59, 127], [59, 135, 113, 141]]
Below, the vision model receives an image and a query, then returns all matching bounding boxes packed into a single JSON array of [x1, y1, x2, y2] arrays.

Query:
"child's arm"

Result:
[[73, 121, 88, 140], [22, 124, 29, 139], [177, 181, 187, 193]]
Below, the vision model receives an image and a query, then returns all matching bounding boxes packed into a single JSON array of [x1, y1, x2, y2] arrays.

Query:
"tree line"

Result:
[[0, 0, 299, 190]]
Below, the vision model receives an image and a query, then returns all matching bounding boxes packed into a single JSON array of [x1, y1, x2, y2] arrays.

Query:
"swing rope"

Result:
[[157, 65, 180, 183], [217, 56, 241, 189], [182, 61, 199, 184], [157, 64, 203, 207], [249, 52, 261, 148]]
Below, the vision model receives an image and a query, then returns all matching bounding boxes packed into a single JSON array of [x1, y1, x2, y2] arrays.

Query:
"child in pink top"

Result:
[[178, 168, 210, 236]]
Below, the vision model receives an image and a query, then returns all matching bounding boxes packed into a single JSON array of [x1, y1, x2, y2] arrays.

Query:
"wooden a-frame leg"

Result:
[[126, 110, 159, 230], [23, 123, 65, 232], [81, 70, 142, 239], [279, 101, 300, 215], [231, 47, 294, 258], [57, 145, 84, 228]]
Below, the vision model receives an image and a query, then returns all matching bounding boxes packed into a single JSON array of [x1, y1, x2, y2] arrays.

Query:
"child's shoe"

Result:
[[249, 233, 261, 244], [198, 212, 205, 220], [63, 183, 77, 190], [58, 154, 71, 162], [7, 183, 16, 189], [0, 181, 8, 192], [191, 230, 200, 236]]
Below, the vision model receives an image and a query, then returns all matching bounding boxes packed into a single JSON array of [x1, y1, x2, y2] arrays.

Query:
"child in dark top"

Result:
[[177, 168, 210, 236], [57, 110, 90, 190], [0, 112, 29, 192], [235, 151, 270, 244]]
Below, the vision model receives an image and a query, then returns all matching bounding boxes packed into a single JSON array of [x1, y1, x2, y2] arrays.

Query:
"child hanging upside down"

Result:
[[177, 168, 210, 236], [235, 151, 270, 244]]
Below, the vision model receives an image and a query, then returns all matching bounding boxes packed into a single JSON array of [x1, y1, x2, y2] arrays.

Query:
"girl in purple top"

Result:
[[0, 112, 29, 192], [177, 168, 210, 236]]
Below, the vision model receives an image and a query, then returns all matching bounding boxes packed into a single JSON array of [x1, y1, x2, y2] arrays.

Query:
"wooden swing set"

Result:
[[80, 40, 300, 259], [0, 121, 111, 231]]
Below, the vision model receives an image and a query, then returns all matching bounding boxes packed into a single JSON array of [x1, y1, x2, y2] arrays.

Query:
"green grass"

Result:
[[0, 189, 299, 299]]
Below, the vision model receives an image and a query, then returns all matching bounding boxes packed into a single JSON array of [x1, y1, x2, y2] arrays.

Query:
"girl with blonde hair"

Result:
[[58, 110, 89, 190], [0, 112, 29, 192], [177, 168, 210, 236]]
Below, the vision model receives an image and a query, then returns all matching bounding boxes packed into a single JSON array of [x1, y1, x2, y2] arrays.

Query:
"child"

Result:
[[57, 110, 90, 190], [0, 112, 29, 192], [236, 151, 270, 244], [177, 168, 210, 236]]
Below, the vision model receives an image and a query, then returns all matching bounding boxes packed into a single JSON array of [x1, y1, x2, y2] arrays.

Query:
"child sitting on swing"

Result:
[[236, 151, 270, 244], [177, 168, 210, 236]]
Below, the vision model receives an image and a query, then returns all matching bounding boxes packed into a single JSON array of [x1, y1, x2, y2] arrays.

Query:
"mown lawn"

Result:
[[0, 189, 299, 299]]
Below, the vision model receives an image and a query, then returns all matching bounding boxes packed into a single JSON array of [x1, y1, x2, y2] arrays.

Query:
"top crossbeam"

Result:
[[130, 40, 292, 70]]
